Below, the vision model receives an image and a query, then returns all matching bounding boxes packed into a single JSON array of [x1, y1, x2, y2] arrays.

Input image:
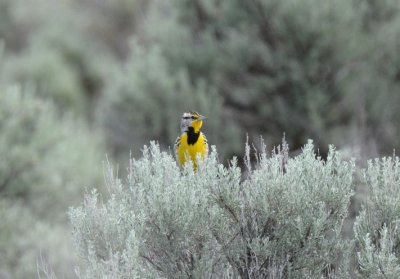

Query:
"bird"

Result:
[[174, 111, 208, 169]]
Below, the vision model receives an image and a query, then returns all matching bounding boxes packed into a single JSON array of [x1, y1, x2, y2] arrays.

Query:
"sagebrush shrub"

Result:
[[0, 86, 104, 216], [354, 156, 400, 278], [0, 86, 105, 278], [69, 140, 354, 278]]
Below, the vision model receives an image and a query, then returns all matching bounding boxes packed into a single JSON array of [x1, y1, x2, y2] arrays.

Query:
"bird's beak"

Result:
[[197, 115, 207, 121]]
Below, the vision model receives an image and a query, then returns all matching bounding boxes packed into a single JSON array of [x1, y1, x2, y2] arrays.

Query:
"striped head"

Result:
[[180, 111, 207, 134]]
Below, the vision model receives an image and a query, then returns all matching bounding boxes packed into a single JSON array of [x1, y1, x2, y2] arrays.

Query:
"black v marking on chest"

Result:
[[186, 127, 200, 145]]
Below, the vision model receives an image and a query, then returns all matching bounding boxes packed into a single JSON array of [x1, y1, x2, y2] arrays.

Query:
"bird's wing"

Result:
[[174, 135, 181, 160], [202, 132, 209, 156]]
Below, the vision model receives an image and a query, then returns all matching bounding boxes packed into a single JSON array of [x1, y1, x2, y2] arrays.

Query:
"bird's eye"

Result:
[[183, 116, 190, 119], [191, 116, 196, 119]]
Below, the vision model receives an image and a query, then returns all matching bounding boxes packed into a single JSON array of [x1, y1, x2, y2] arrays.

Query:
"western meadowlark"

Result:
[[174, 111, 208, 169]]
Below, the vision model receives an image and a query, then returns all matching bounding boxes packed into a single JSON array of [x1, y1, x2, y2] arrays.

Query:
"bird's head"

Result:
[[180, 111, 206, 133]]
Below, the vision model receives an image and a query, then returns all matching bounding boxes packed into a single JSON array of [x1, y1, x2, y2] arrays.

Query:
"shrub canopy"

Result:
[[70, 141, 354, 278]]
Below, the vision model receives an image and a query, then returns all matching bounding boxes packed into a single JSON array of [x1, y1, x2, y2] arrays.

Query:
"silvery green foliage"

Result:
[[0, 86, 103, 217], [354, 157, 400, 278], [0, 0, 106, 116], [0, 200, 78, 279], [69, 140, 354, 278], [0, 86, 104, 278], [0, 0, 146, 117]]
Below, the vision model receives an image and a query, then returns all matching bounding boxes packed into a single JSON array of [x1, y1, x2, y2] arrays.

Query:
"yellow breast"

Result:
[[177, 132, 208, 168]]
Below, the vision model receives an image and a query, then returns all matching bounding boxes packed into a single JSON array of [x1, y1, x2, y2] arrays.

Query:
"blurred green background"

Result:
[[1, 0, 400, 277]]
